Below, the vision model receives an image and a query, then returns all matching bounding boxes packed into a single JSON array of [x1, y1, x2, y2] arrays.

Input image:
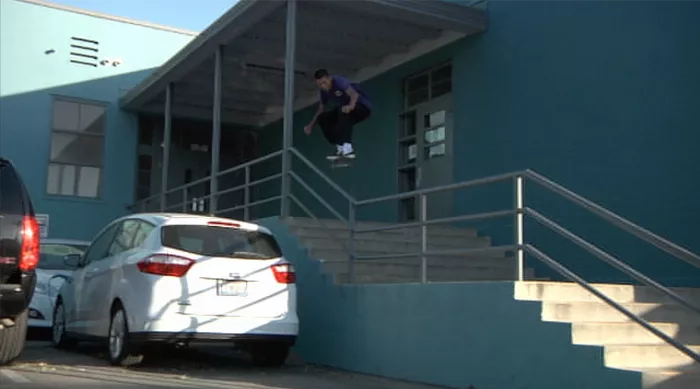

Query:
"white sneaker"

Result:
[[341, 143, 355, 158], [327, 145, 343, 160]]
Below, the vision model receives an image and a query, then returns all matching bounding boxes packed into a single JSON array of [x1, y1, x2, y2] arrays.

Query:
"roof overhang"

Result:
[[119, 0, 487, 127]]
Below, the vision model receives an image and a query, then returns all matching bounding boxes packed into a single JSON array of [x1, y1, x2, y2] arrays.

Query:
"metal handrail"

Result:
[[346, 168, 700, 361], [289, 171, 348, 224], [526, 244, 700, 363], [524, 170, 700, 269], [134, 149, 284, 208], [355, 171, 522, 206], [355, 210, 515, 234], [288, 147, 356, 204], [128, 144, 700, 361], [525, 207, 700, 316]]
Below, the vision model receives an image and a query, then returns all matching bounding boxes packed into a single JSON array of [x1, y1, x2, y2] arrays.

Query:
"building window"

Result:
[[47, 98, 106, 198], [404, 62, 452, 109]]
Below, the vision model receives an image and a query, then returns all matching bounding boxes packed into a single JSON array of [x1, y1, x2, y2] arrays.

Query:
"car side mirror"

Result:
[[64, 253, 82, 268]]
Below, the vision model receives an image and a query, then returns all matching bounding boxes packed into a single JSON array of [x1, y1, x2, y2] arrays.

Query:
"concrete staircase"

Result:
[[516, 281, 700, 389], [283, 217, 538, 283]]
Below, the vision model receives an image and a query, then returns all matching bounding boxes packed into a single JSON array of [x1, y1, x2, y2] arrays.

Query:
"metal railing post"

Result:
[[280, 0, 297, 219], [244, 165, 251, 220], [420, 194, 428, 284], [515, 175, 524, 281], [348, 202, 356, 283], [210, 45, 223, 213], [160, 83, 173, 211]]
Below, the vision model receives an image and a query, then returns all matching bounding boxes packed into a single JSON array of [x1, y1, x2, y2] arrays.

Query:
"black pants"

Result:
[[317, 103, 371, 145]]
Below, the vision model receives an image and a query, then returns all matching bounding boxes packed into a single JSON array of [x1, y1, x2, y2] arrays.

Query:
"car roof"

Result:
[[122, 213, 272, 235]]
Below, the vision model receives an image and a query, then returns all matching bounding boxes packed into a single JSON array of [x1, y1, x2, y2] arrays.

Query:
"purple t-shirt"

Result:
[[320, 75, 372, 109]]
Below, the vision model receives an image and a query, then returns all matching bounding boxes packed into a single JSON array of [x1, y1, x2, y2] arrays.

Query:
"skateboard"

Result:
[[328, 155, 354, 168]]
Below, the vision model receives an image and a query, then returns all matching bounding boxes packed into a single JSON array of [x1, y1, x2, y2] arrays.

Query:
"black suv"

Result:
[[0, 157, 40, 365]]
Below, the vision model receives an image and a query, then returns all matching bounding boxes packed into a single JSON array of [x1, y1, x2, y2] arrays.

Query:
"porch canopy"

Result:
[[119, 0, 487, 127]]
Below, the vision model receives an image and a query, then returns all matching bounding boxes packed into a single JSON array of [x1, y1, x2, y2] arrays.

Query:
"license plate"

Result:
[[217, 280, 247, 296]]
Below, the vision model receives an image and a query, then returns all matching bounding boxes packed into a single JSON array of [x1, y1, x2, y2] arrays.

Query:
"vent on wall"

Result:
[[69, 36, 99, 67]]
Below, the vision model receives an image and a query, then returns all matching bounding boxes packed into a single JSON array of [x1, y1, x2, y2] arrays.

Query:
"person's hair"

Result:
[[314, 69, 329, 79]]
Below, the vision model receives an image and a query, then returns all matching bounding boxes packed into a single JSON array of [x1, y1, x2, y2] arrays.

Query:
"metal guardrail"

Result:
[[130, 148, 700, 363]]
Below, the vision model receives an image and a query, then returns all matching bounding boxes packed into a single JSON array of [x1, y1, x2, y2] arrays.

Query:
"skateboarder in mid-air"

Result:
[[303, 69, 372, 160]]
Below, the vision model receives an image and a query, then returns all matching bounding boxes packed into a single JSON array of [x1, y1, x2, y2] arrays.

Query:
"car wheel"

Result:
[[0, 309, 28, 365], [52, 300, 76, 349], [248, 342, 290, 368], [107, 306, 142, 366]]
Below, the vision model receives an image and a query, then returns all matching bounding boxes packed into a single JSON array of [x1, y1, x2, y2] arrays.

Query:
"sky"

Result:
[[47, 0, 238, 32]]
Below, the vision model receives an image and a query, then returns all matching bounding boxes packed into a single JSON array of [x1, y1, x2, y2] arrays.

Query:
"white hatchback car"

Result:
[[28, 239, 90, 329], [51, 213, 298, 367]]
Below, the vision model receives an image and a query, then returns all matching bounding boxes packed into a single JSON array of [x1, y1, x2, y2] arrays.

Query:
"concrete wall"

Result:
[[255, 0, 700, 286], [260, 216, 643, 389], [0, 0, 194, 241]]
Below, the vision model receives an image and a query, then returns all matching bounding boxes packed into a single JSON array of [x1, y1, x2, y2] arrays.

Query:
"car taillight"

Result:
[[19, 216, 40, 271], [137, 254, 194, 277], [271, 263, 296, 284]]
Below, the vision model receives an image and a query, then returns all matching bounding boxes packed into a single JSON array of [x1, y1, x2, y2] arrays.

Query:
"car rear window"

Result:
[[37, 253, 76, 270], [41, 244, 88, 256], [161, 225, 282, 259]]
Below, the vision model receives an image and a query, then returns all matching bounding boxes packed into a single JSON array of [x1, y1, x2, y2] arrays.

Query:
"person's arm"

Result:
[[345, 86, 359, 109], [309, 100, 325, 127]]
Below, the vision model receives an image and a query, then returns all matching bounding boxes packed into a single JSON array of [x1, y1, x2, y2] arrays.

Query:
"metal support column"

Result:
[[280, 0, 297, 218], [160, 83, 173, 211], [514, 176, 525, 280], [420, 194, 428, 283], [210, 45, 223, 214]]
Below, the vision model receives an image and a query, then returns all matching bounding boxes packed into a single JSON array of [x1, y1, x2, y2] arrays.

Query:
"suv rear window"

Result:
[[161, 225, 282, 259], [0, 159, 29, 215]]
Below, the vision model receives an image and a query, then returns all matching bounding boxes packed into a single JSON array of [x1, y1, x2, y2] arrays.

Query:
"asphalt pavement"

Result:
[[0, 340, 444, 389]]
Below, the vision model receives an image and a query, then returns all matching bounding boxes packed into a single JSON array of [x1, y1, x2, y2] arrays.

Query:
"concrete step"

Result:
[[571, 322, 700, 346], [321, 258, 518, 274], [604, 345, 700, 370], [309, 247, 513, 263], [542, 302, 700, 325], [333, 267, 535, 284], [297, 235, 492, 252], [289, 226, 482, 247], [642, 371, 700, 389], [284, 217, 479, 237], [288, 226, 482, 247], [515, 281, 700, 306]]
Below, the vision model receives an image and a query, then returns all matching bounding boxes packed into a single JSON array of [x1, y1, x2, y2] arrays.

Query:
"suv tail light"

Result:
[[19, 216, 40, 271], [271, 263, 296, 284], [137, 254, 194, 277]]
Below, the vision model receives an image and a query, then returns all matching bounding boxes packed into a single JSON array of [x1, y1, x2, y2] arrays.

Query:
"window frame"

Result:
[[47, 95, 108, 199], [82, 221, 121, 266], [108, 218, 156, 256]]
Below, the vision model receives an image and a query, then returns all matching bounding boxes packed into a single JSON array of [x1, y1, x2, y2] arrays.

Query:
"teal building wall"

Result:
[[254, 0, 700, 286], [0, 0, 194, 241]]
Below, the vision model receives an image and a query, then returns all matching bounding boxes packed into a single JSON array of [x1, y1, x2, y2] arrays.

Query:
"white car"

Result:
[[28, 239, 90, 329], [51, 213, 298, 367]]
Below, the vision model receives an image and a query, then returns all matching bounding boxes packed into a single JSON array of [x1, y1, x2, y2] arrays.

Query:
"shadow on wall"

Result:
[[259, 216, 649, 389], [0, 68, 155, 241]]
